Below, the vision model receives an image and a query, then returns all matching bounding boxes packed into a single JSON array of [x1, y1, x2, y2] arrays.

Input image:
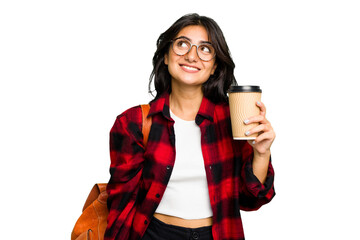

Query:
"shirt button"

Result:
[[192, 231, 200, 239], [144, 220, 148, 224], [166, 166, 171, 170], [155, 193, 160, 198]]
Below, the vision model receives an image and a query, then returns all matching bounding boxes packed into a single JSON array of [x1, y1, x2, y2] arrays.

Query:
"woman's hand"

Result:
[[245, 101, 276, 157]]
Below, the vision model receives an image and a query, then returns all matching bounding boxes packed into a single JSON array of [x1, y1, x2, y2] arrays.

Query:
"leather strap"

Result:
[[140, 104, 151, 147]]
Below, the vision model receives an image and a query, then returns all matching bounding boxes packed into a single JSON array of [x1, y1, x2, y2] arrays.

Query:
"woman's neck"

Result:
[[169, 86, 203, 121]]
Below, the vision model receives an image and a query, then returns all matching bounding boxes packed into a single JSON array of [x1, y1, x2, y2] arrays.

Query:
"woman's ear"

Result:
[[211, 63, 217, 75]]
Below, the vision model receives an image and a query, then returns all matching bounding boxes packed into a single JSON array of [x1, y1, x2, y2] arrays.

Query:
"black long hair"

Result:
[[148, 13, 237, 103]]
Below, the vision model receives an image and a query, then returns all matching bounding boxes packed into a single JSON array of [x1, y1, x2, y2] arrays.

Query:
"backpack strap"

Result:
[[140, 104, 152, 147]]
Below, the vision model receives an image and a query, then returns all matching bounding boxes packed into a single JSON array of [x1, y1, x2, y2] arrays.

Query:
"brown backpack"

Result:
[[71, 104, 152, 240]]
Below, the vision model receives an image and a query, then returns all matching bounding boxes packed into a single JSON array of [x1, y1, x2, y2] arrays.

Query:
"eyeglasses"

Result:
[[170, 37, 216, 61]]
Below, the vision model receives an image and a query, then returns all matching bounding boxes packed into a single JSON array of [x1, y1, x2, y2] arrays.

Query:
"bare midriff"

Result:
[[153, 213, 213, 228]]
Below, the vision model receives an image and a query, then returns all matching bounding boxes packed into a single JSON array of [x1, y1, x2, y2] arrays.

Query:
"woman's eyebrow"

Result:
[[200, 40, 212, 45], [176, 36, 192, 41], [176, 36, 212, 45]]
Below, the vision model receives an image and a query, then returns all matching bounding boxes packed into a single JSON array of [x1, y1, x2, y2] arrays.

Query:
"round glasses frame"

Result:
[[170, 37, 216, 62]]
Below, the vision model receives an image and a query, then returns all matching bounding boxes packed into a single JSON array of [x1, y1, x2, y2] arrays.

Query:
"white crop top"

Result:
[[155, 109, 213, 219]]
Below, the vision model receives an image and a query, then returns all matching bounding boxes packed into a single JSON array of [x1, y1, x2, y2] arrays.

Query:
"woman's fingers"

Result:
[[244, 101, 267, 124], [244, 115, 266, 125], [254, 131, 276, 144], [245, 123, 267, 136], [257, 101, 266, 116]]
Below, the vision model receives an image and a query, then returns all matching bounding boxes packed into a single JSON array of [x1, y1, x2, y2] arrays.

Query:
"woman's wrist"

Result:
[[252, 150, 271, 184], [253, 150, 271, 161]]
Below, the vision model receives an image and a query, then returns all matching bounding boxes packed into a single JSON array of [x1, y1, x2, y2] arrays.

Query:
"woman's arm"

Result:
[[236, 101, 276, 211], [252, 151, 271, 184], [244, 101, 276, 184]]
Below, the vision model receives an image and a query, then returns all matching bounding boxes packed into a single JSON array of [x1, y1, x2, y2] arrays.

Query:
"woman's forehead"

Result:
[[175, 25, 210, 43]]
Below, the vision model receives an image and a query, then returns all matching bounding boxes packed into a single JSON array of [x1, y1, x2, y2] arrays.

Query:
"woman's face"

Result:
[[164, 25, 217, 89]]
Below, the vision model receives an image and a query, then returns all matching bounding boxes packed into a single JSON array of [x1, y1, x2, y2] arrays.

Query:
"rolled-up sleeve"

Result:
[[238, 142, 275, 211]]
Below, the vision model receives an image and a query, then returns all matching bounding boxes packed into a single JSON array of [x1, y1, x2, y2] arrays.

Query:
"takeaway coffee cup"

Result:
[[228, 85, 262, 140]]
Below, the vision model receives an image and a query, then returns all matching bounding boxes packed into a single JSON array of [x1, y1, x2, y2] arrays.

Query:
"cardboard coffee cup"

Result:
[[228, 86, 262, 140]]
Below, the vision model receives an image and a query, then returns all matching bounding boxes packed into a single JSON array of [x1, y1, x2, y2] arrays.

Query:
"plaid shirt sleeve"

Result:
[[236, 140, 275, 211], [105, 106, 144, 240]]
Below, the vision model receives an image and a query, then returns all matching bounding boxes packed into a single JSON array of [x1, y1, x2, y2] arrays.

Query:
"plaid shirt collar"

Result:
[[148, 91, 215, 124]]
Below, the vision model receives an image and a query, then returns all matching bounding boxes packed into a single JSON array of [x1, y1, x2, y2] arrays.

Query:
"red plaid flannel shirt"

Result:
[[105, 92, 275, 240]]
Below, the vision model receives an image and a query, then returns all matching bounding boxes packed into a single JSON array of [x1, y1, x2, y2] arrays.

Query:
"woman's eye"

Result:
[[200, 45, 211, 53], [177, 40, 189, 48]]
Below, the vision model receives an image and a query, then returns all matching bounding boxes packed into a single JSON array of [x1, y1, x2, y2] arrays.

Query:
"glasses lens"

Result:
[[198, 44, 215, 61], [173, 39, 191, 56]]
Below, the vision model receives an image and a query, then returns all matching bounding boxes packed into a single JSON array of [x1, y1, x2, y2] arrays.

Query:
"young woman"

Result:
[[105, 13, 276, 240]]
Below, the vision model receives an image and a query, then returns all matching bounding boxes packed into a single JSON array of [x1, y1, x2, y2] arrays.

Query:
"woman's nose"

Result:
[[185, 45, 199, 62]]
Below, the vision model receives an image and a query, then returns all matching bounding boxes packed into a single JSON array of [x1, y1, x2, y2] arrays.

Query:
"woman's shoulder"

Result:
[[114, 104, 145, 127], [117, 105, 142, 117]]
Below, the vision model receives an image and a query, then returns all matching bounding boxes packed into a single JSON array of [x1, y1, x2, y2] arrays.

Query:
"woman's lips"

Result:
[[180, 64, 200, 73]]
